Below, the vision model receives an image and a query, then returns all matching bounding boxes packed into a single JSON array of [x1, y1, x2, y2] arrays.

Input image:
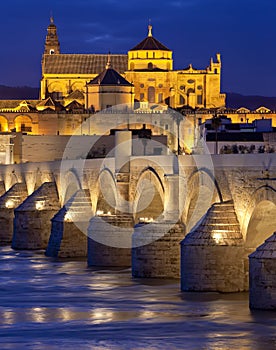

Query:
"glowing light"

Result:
[[91, 308, 114, 324], [35, 200, 45, 210], [107, 211, 111, 215], [64, 212, 72, 222], [213, 232, 223, 244], [96, 210, 104, 215], [31, 307, 45, 323], [139, 217, 154, 223], [5, 199, 15, 209]]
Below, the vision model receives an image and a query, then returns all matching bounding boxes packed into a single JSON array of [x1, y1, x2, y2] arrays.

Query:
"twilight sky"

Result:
[[1, 0, 276, 96]]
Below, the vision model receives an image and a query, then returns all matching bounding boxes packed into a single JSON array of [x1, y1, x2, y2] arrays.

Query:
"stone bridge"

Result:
[[0, 132, 275, 294]]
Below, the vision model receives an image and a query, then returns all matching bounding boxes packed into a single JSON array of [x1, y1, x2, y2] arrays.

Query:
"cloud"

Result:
[[85, 34, 112, 43]]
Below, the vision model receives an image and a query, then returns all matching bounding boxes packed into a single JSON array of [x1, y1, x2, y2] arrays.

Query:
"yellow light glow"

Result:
[[64, 212, 72, 222], [5, 199, 15, 209], [35, 200, 45, 210], [213, 232, 222, 244], [96, 210, 104, 216]]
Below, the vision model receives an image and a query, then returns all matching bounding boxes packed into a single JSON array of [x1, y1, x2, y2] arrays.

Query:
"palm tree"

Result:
[[211, 112, 221, 154], [172, 112, 184, 155]]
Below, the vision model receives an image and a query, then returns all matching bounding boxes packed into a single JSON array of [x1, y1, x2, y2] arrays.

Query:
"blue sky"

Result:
[[1, 0, 276, 96]]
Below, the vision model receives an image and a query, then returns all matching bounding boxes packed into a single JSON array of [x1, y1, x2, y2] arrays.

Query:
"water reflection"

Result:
[[0, 247, 276, 350]]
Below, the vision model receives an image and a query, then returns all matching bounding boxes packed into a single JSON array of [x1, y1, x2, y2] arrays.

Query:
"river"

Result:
[[0, 246, 276, 349]]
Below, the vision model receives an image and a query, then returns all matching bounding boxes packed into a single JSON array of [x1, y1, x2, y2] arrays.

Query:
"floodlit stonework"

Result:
[[40, 18, 225, 110], [249, 232, 276, 309]]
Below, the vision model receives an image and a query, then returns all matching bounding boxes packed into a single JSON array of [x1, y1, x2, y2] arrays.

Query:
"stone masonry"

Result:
[[181, 201, 245, 292], [249, 232, 276, 310], [12, 182, 60, 250]]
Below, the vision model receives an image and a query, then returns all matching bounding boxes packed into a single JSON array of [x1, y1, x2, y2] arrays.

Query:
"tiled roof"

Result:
[[36, 97, 55, 107], [0, 100, 39, 109], [42, 54, 128, 75], [64, 90, 84, 101], [88, 68, 132, 86], [130, 36, 170, 51]]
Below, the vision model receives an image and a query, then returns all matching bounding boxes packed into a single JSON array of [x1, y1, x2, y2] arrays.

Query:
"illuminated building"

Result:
[[40, 17, 225, 109]]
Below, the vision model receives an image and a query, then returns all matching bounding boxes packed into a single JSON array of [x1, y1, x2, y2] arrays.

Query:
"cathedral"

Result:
[[41, 17, 225, 110]]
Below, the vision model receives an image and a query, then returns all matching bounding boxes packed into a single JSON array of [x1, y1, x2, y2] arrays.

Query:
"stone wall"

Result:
[[132, 222, 185, 278], [88, 215, 133, 267], [12, 182, 60, 249]]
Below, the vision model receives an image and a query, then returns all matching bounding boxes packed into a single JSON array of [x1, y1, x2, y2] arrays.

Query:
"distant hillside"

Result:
[[1, 85, 276, 111], [0, 85, 39, 100], [226, 93, 276, 110]]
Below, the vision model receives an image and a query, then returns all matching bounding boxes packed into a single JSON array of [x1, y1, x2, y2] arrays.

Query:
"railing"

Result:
[[20, 126, 32, 132]]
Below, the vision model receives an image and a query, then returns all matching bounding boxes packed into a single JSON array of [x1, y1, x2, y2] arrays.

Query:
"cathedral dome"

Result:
[[130, 25, 170, 51]]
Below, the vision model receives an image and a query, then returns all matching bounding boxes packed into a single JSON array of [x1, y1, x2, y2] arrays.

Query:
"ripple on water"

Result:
[[0, 247, 276, 349]]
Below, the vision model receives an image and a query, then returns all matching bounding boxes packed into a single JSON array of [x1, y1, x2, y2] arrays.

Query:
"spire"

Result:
[[50, 15, 54, 24], [148, 21, 152, 36], [106, 52, 111, 69]]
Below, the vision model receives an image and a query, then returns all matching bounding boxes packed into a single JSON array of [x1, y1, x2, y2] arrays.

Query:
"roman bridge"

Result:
[[0, 137, 275, 294]]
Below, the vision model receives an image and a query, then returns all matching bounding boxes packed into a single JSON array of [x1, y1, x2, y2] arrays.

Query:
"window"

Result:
[[148, 87, 155, 103], [179, 95, 185, 105], [148, 62, 153, 70], [158, 93, 163, 103], [197, 95, 203, 105]]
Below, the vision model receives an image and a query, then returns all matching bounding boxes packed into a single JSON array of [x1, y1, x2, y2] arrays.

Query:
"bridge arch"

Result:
[[94, 167, 117, 215], [183, 167, 222, 232], [62, 168, 82, 205], [133, 166, 165, 223], [4, 169, 20, 191], [243, 185, 276, 249]]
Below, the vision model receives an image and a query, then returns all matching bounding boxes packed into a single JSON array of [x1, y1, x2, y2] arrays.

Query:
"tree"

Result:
[[211, 112, 221, 154]]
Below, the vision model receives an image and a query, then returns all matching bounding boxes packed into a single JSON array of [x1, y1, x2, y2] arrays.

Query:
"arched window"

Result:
[[148, 62, 153, 70], [148, 86, 155, 103], [187, 88, 195, 95], [14, 115, 32, 133], [179, 95, 185, 105]]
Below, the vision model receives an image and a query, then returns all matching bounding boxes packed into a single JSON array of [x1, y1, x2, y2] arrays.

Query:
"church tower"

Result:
[[44, 16, 60, 55]]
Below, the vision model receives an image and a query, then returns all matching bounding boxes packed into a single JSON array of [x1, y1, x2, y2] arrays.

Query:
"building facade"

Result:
[[40, 18, 225, 109]]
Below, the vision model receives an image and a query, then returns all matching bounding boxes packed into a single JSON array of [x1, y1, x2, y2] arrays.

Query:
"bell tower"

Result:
[[44, 16, 60, 55]]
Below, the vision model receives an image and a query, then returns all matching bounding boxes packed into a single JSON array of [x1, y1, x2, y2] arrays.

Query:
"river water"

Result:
[[0, 246, 276, 350]]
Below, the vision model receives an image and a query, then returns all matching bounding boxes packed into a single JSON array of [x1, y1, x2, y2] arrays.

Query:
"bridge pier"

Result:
[[249, 232, 276, 309], [181, 201, 245, 292], [132, 221, 184, 278], [12, 182, 60, 250], [132, 172, 184, 278], [46, 189, 91, 258], [87, 214, 133, 267], [0, 183, 28, 245]]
